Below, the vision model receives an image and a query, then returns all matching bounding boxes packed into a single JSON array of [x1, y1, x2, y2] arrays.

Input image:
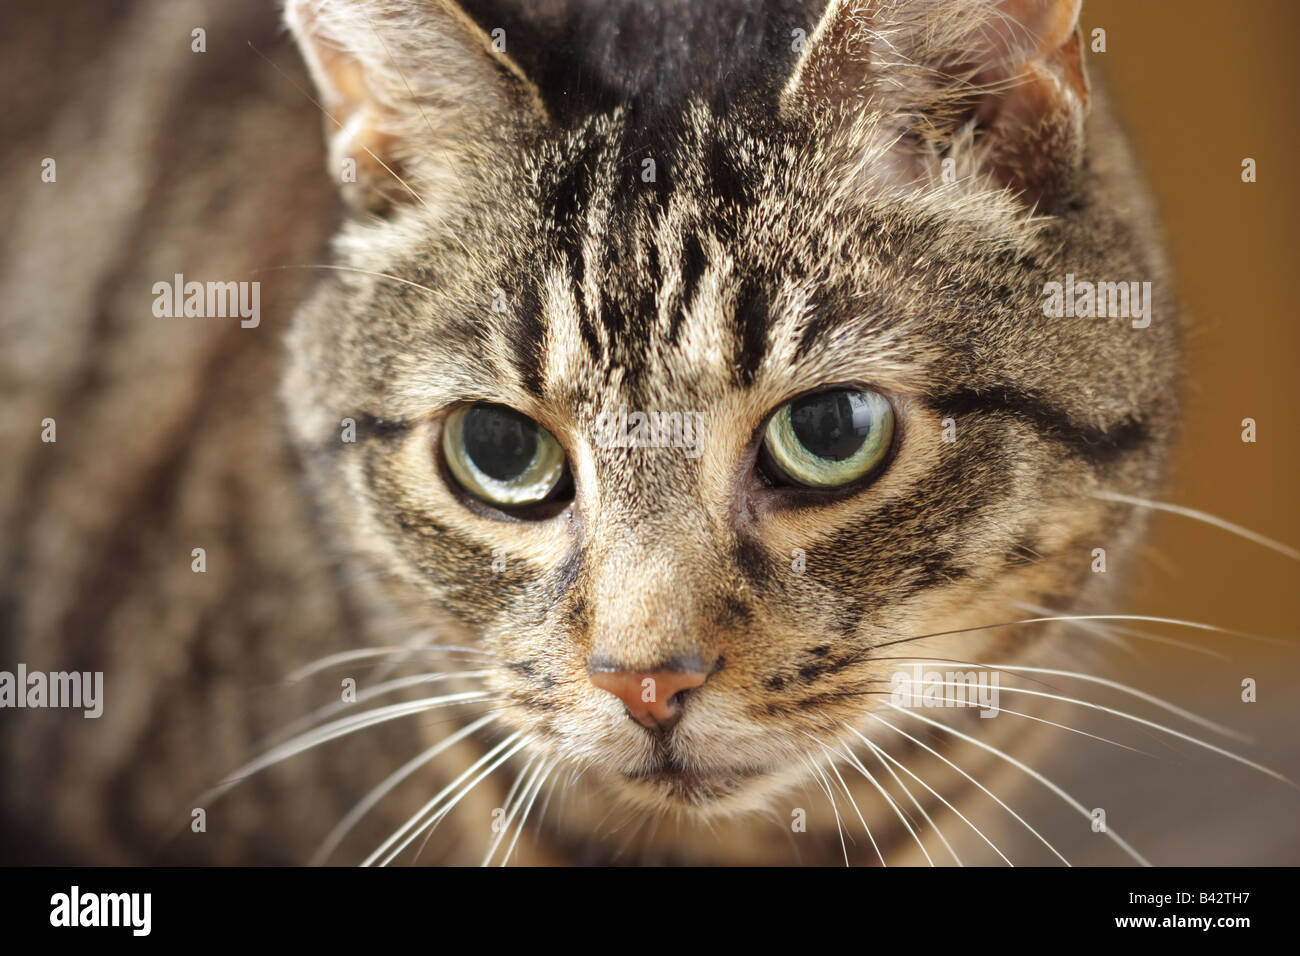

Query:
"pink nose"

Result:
[[588, 668, 712, 731]]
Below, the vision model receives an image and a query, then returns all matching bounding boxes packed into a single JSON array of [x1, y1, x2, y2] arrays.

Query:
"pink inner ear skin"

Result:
[[992, 0, 1083, 61]]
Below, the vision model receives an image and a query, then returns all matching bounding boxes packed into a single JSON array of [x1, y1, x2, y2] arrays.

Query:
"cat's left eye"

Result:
[[760, 388, 895, 489], [441, 403, 570, 509]]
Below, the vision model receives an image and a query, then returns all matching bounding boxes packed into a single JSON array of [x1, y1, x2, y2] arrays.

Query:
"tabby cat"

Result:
[[7, 0, 1243, 866]]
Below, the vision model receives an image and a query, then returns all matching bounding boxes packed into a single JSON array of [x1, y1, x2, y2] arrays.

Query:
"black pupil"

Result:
[[463, 405, 538, 481], [789, 391, 874, 461]]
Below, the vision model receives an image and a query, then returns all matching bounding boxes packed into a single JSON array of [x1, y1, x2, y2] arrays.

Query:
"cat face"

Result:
[[284, 0, 1177, 822]]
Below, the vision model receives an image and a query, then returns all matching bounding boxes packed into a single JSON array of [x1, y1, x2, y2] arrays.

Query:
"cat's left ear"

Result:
[[285, 0, 548, 213], [782, 0, 1088, 208]]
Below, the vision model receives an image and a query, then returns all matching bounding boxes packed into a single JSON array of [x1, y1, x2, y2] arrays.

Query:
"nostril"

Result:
[[588, 664, 714, 731]]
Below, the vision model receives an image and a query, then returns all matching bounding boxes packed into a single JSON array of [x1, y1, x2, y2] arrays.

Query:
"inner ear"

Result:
[[782, 0, 1089, 209], [285, 0, 549, 214]]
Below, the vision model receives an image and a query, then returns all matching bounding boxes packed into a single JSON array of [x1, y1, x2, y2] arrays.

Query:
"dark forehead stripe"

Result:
[[667, 231, 708, 347], [596, 218, 659, 348], [505, 279, 547, 398], [532, 108, 777, 377], [935, 387, 1149, 466], [732, 274, 771, 385], [539, 129, 610, 365]]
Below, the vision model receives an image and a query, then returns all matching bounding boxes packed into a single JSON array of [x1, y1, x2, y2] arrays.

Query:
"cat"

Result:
[[275, 0, 1181, 865], [5, 0, 1280, 866]]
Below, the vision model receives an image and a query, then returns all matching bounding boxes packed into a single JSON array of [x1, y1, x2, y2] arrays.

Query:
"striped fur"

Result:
[[0, 0, 1179, 864]]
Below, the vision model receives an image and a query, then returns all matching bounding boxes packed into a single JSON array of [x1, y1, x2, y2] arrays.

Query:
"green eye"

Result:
[[442, 403, 569, 507], [761, 388, 895, 489]]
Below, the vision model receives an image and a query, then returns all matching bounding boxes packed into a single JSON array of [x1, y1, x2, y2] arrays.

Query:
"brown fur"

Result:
[[1, 0, 1181, 865]]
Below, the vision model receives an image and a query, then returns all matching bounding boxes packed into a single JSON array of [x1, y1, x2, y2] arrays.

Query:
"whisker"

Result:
[[310, 711, 500, 866], [823, 738, 933, 866], [847, 731, 963, 866], [481, 752, 544, 867], [366, 732, 528, 867], [972, 664, 1248, 740], [889, 704, 1150, 865], [267, 670, 495, 747], [917, 683, 1294, 787], [204, 691, 499, 803], [285, 643, 493, 683], [857, 730, 1009, 866], [1093, 490, 1300, 561], [860, 715, 1068, 865], [1017, 602, 1134, 654], [872, 686, 1155, 756], [1015, 602, 1228, 660], [528, 762, 564, 860], [819, 749, 875, 857], [367, 629, 442, 685], [500, 758, 555, 867], [872, 614, 1288, 651], [866, 656, 1243, 740], [802, 755, 852, 866]]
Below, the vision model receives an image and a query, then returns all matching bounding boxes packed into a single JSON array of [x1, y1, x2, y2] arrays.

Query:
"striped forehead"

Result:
[[514, 107, 833, 409]]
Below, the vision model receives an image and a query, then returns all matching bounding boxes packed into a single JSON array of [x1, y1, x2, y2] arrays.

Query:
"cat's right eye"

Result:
[[441, 403, 571, 510]]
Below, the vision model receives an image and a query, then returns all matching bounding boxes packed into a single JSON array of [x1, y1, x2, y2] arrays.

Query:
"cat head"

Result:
[[282, 0, 1177, 820]]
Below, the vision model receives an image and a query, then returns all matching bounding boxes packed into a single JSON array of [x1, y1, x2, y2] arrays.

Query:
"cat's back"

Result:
[[0, 0, 345, 862]]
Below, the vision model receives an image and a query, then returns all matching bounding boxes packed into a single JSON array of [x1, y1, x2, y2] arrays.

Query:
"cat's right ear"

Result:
[[285, 0, 547, 214]]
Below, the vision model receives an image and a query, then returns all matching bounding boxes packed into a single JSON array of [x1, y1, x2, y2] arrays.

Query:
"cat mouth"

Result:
[[622, 758, 765, 803]]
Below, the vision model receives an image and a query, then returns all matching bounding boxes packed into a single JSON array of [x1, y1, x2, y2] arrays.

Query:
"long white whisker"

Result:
[[269, 670, 495, 746], [366, 733, 527, 867], [205, 691, 498, 802], [481, 752, 544, 867], [973, 663, 1248, 740], [285, 644, 492, 683], [860, 715, 1067, 864], [885, 689, 1152, 756], [920, 683, 1293, 786], [1093, 490, 1300, 561], [849, 731, 963, 865], [1015, 602, 1227, 660], [858, 730, 1009, 865], [500, 758, 555, 867], [803, 755, 851, 867], [873, 614, 1286, 650], [819, 749, 876, 860], [889, 704, 1150, 865], [872, 655, 1244, 740], [310, 712, 499, 866], [824, 738, 932, 866]]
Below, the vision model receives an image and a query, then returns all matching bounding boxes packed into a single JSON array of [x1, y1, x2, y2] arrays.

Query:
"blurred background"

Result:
[[0, 0, 1295, 865], [1033, 0, 1300, 864]]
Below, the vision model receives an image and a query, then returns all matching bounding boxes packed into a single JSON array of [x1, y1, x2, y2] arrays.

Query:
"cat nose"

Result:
[[588, 663, 714, 732]]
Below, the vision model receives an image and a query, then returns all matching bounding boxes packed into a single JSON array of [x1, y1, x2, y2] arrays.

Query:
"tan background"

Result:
[[1025, 0, 1299, 863], [1088, 0, 1299, 642]]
